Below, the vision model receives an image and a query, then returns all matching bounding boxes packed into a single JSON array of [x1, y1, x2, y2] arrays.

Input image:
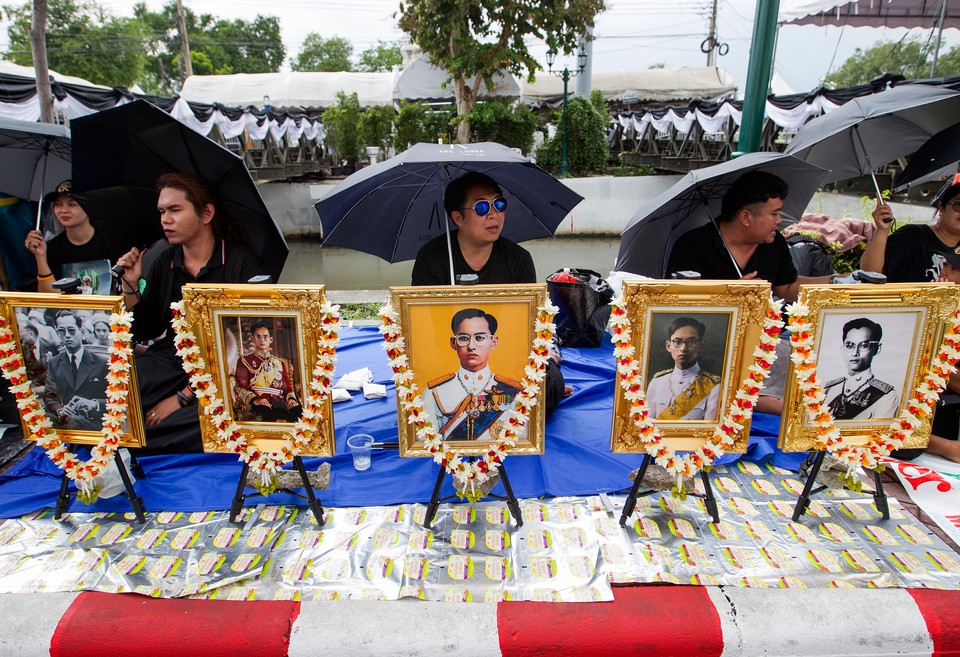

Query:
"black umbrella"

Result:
[[894, 121, 960, 191], [70, 100, 287, 282]]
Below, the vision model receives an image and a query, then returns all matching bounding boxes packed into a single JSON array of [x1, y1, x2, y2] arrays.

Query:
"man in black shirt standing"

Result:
[[115, 172, 265, 452], [412, 171, 567, 411]]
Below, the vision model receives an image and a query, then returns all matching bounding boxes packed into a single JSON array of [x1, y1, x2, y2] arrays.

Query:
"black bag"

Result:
[[547, 268, 614, 348]]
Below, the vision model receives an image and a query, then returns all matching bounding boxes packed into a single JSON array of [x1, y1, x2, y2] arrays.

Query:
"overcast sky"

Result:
[[6, 0, 960, 94]]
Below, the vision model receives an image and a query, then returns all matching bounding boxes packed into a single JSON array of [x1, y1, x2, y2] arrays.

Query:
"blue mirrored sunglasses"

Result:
[[466, 197, 508, 217]]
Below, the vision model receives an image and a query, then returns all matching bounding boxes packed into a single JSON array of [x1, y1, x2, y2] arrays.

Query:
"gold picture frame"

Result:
[[390, 284, 548, 458], [180, 284, 335, 456], [780, 283, 960, 452], [611, 280, 772, 453], [0, 292, 145, 447]]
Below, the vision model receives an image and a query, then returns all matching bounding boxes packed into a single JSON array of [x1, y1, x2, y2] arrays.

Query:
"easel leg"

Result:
[[54, 472, 70, 520], [230, 461, 251, 523], [872, 468, 890, 520], [700, 469, 720, 524], [293, 456, 325, 527], [497, 463, 523, 528], [115, 450, 146, 523], [619, 455, 651, 527], [792, 451, 826, 521], [423, 466, 446, 529]]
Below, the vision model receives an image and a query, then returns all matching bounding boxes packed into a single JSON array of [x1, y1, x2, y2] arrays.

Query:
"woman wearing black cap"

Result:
[[22, 180, 114, 293]]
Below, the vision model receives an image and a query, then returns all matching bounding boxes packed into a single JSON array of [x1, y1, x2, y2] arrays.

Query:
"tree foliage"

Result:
[[468, 100, 537, 153], [358, 104, 396, 154], [825, 38, 960, 88], [397, 0, 605, 143], [323, 91, 363, 164], [395, 101, 456, 151], [357, 41, 403, 72], [293, 34, 353, 72], [536, 95, 608, 176], [4, 0, 148, 87]]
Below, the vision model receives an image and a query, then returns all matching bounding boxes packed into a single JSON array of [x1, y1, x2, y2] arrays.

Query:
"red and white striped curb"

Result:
[[0, 587, 958, 656]]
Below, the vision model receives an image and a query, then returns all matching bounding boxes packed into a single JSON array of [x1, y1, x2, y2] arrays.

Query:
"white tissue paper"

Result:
[[362, 383, 387, 399], [332, 389, 352, 403], [334, 367, 374, 391]]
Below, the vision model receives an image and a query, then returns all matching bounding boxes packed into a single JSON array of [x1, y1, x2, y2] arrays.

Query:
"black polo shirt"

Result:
[[133, 239, 264, 345], [666, 222, 798, 287]]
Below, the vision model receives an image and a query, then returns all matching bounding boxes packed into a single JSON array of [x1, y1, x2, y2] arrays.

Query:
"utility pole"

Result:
[[706, 0, 719, 67], [738, 0, 779, 154], [29, 0, 55, 123], [176, 0, 194, 78]]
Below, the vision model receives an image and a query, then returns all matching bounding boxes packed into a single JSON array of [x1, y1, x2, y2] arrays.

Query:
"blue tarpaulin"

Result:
[[0, 326, 804, 517]]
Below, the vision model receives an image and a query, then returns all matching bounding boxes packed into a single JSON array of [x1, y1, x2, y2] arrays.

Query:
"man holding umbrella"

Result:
[[860, 173, 960, 282], [115, 172, 265, 452], [412, 171, 568, 412]]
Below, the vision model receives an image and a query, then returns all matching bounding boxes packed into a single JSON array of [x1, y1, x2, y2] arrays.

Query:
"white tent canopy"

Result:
[[520, 67, 737, 105], [395, 55, 520, 101], [180, 71, 398, 110]]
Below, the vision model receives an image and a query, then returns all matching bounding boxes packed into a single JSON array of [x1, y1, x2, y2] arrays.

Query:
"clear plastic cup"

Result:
[[347, 434, 374, 471]]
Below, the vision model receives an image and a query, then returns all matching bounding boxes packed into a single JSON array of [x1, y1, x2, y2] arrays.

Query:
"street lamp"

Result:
[[546, 44, 588, 177]]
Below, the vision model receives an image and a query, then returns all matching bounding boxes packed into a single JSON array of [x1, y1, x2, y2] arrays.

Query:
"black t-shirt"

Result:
[[666, 222, 798, 287], [882, 224, 955, 283], [411, 232, 537, 286], [133, 240, 264, 346], [45, 230, 117, 279]]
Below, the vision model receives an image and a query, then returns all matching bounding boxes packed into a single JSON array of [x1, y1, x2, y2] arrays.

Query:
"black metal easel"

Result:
[[229, 456, 326, 526], [423, 460, 523, 530], [791, 450, 889, 521], [55, 446, 147, 523], [618, 454, 720, 526]]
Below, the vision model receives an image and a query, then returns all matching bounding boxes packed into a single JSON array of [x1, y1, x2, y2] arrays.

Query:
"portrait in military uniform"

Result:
[[819, 315, 907, 421], [645, 314, 729, 422], [421, 308, 525, 442], [222, 315, 303, 424]]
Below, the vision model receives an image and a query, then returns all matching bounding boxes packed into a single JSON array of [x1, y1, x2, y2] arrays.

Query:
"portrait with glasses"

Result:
[[645, 313, 731, 422], [0, 294, 144, 446], [390, 285, 547, 457]]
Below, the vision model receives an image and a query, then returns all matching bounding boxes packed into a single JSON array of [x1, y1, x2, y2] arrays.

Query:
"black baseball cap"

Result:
[[931, 172, 960, 208], [43, 179, 73, 204]]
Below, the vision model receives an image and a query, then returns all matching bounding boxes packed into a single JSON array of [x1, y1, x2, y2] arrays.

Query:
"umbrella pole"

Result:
[[853, 125, 885, 201], [35, 145, 49, 231], [439, 166, 455, 286]]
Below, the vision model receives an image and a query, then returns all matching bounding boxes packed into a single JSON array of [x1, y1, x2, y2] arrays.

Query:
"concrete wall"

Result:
[[258, 175, 934, 240]]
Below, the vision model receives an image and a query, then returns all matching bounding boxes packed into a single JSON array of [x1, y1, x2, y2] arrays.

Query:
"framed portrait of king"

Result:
[[780, 283, 960, 451], [390, 285, 548, 458], [180, 284, 335, 456], [0, 292, 145, 447], [611, 280, 773, 453]]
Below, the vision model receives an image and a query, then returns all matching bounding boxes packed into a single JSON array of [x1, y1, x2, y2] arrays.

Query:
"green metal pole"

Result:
[[738, 0, 780, 154], [559, 69, 571, 176]]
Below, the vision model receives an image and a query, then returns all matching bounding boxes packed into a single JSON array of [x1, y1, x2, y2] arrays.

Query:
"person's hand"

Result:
[[254, 397, 271, 408], [285, 398, 297, 409], [739, 271, 759, 280], [872, 200, 894, 230], [115, 247, 143, 290], [145, 395, 180, 426], [24, 230, 46, 258]]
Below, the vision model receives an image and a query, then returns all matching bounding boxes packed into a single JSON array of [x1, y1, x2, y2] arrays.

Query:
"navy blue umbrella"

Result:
[[314, 142, 584, 264]]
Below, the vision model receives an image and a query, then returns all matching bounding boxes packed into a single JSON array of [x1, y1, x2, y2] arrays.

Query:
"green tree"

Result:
[[397, 0, 605, 143], [468, 100, 537, 153], [323, 91, 362, 164], [134, 2, 284, 95], [293, 34, 353, 72], [395, 101, 456, 151], [825, 38, 932, 88], [4, 0, 148, 87], [358, 105, 396, 155], [536, 95, 608, 176], [357, 41, 403, 72], [589, 88, 607, 120]]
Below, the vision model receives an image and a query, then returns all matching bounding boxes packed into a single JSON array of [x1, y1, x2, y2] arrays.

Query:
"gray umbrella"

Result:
[[0, 117, 71, 228], [784, 84, 960, 197], [616, 152, 829, 278], [314, 142, 584, 275]]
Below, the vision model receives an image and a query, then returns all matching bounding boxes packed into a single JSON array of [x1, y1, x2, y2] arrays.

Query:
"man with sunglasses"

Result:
[[421, 308, 523, 442], [645, 317, 720, 421], [42, 310, 110, 430], [823, 318, 898, 420], [861, 173, 960, 282]]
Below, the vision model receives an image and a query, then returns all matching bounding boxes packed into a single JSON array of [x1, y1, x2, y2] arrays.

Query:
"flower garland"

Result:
[[609, 294, 784, 479], [380, 302, 557, 495], [0, 310, 134, 502], [170, 300, 340, 492], [787, 300, 960, 475]]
